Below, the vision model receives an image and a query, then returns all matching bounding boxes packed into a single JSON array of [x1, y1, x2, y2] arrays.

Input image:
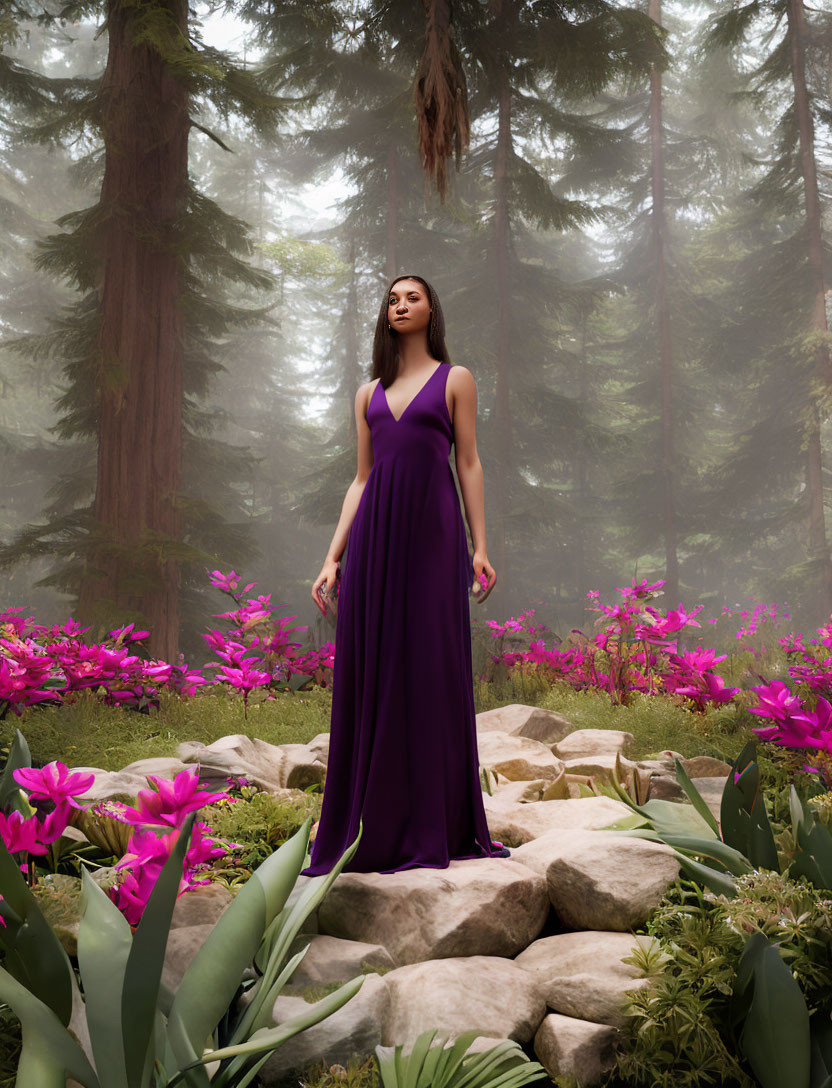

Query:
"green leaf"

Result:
[[77, 867, 133, 1088], [736, 931, 810, 1088], [167, 817, 312, 1072], [219, 820, 365, 1084], [172, 973, 365, 1086], [0, 833, 74, 1024], [674, 758, 721, 836], [674, 852, 737, 898], [0, 963, 100, 1088], [657, 834, 753, 877], [0, 729, 31, 811], [122, 812, 197, 1088]]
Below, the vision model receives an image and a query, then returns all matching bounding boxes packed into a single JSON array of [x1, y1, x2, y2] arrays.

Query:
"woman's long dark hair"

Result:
[[371, 274, 451, 387]]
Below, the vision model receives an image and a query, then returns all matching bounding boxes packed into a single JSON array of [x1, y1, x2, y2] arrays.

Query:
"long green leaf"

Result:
[[674, 852, 737, 898], [0, 833, 74, 1024], [169, 973, 365, 1087], [167, 818, 311, 1072], [0, 729, 31, 811], [674, 758, 721, 836], [227, 818, 364, 1051], [736, 931, 810, 1088], [122, 812, 197, 1088], [77, 867, 133, 1088], [0, 964, 100, 1088], [657, 834, 753, 876]]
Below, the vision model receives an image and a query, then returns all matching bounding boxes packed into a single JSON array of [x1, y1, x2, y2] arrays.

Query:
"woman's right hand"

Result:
[[312, 559, 341, 616]]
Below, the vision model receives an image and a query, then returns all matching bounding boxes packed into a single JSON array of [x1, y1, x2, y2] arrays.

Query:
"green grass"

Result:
[[1, 663, 781, 788], [3, 685, 334, 770], [474, 673, 759, 765]]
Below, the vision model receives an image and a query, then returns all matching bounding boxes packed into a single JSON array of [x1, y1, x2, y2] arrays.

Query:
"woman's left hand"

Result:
[[472, 551, 496, 603]]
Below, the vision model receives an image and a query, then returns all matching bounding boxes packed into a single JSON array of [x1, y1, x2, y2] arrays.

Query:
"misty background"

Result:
[[1, 0, 831, 667]]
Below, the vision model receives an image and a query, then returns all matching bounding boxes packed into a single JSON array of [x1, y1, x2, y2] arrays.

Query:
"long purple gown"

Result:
[[301, 361, 503, 875]]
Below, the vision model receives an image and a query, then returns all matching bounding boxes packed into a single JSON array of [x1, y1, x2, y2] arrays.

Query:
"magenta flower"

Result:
[[0, 810, 48, 856], [120, 767, 230, 829], [13, 761, 95, 809]]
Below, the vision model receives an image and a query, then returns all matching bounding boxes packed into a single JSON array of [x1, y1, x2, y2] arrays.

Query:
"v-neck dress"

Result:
[[301, 361, 505, 874]]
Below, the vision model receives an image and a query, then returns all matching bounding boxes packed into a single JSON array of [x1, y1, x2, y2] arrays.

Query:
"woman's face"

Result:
[[388, 280, 431, 334]]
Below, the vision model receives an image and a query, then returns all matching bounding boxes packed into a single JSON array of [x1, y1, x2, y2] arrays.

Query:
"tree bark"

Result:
[[649, 0, 679, 606], [787, 0, 832, 618], [77, 0, 189, 661]]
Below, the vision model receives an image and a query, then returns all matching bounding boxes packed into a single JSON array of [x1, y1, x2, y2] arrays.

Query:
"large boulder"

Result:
[[177, 734, 326, 793], [76, 757, 189, 802], [287, 934, 396, 985], [170, 883, 234, 930], [380, 956, 548, 1049], [513, 930, 658, 1026], [476, 731, 565, 782], [260, 973, 389, 1086], [316, 858, 549, 964], [511, 829, 680, 930], [162, 923, 216, 992], [553, 730, 635, 761], [483, 794, 633, 845], [533, 1013, 620, 1086], [475, 705, 574, 746]]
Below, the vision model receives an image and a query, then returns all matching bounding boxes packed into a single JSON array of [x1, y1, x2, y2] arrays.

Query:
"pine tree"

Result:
[[0, 1, 297, 661]]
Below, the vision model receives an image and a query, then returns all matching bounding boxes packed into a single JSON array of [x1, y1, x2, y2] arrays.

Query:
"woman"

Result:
[[301, 274, 509, 875]]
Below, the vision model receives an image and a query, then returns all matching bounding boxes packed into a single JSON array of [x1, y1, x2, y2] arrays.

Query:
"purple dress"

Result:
[[301, 361, 503, 875]]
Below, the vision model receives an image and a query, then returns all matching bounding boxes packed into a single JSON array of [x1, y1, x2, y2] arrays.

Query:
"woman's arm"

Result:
[[450, 366, 496, 599], [325, 382, 376, 564]]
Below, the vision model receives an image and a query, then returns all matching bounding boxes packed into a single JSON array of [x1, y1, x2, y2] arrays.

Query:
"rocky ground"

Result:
[[73, 702, 732, 1086]]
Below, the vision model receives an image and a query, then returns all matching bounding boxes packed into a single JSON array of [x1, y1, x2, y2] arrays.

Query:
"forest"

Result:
[[0, 0, 829, 663], [2, 2, 832, 1088]]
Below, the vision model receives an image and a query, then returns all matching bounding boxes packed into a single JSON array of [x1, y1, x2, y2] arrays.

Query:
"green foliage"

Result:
[[0, 811, 368, 1088], [374, 1028, 547, 1088], [2, 686, 333, 769], [609, 868, 832, 1088], [204, 786, 323, 876]]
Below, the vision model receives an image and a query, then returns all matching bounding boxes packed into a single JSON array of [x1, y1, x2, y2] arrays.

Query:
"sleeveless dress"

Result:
[[301, 361, 507, 875]]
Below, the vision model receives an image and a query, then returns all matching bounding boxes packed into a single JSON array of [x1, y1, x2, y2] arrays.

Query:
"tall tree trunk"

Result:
[[77, 0, 189, 661], [649, 0, 679, 606], [490, 68, 513, 612], [787, 0, 832, 619]]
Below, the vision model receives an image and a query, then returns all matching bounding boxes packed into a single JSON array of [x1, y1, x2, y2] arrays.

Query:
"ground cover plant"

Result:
[[3, 575, 832, 1085]]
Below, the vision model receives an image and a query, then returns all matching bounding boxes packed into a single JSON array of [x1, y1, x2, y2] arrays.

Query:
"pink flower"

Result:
[[0, 810, 48, 856], [120, 768, 229, 829], [13, 762, 95, 809]]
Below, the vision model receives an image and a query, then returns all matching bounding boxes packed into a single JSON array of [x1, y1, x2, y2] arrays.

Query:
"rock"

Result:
[[306, 732, 330, 765], [483, 794, 633, 845], [476, 731, 565, 782], [75, 757, 189, 802], [380, 956, 548, 1048], [648, 775, 687, 802], [287, 934, 396, 985], [259, 974, 388, 1086], [553, 730, 635, 761], [177, 734, 326, 793], [688, 777, 727, 823], [560, 754, 642, 786], [317, 858, 549, 964], [162, 923, 216, 992], [681, 756, 732, 778], [476, 704, 574, 746], [170, 883, 234, 930], [533, 1013, 619, 1086], [514, 930, 658, 1026], [489, 778, 553, 804], [512, 829, 680, 931]]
